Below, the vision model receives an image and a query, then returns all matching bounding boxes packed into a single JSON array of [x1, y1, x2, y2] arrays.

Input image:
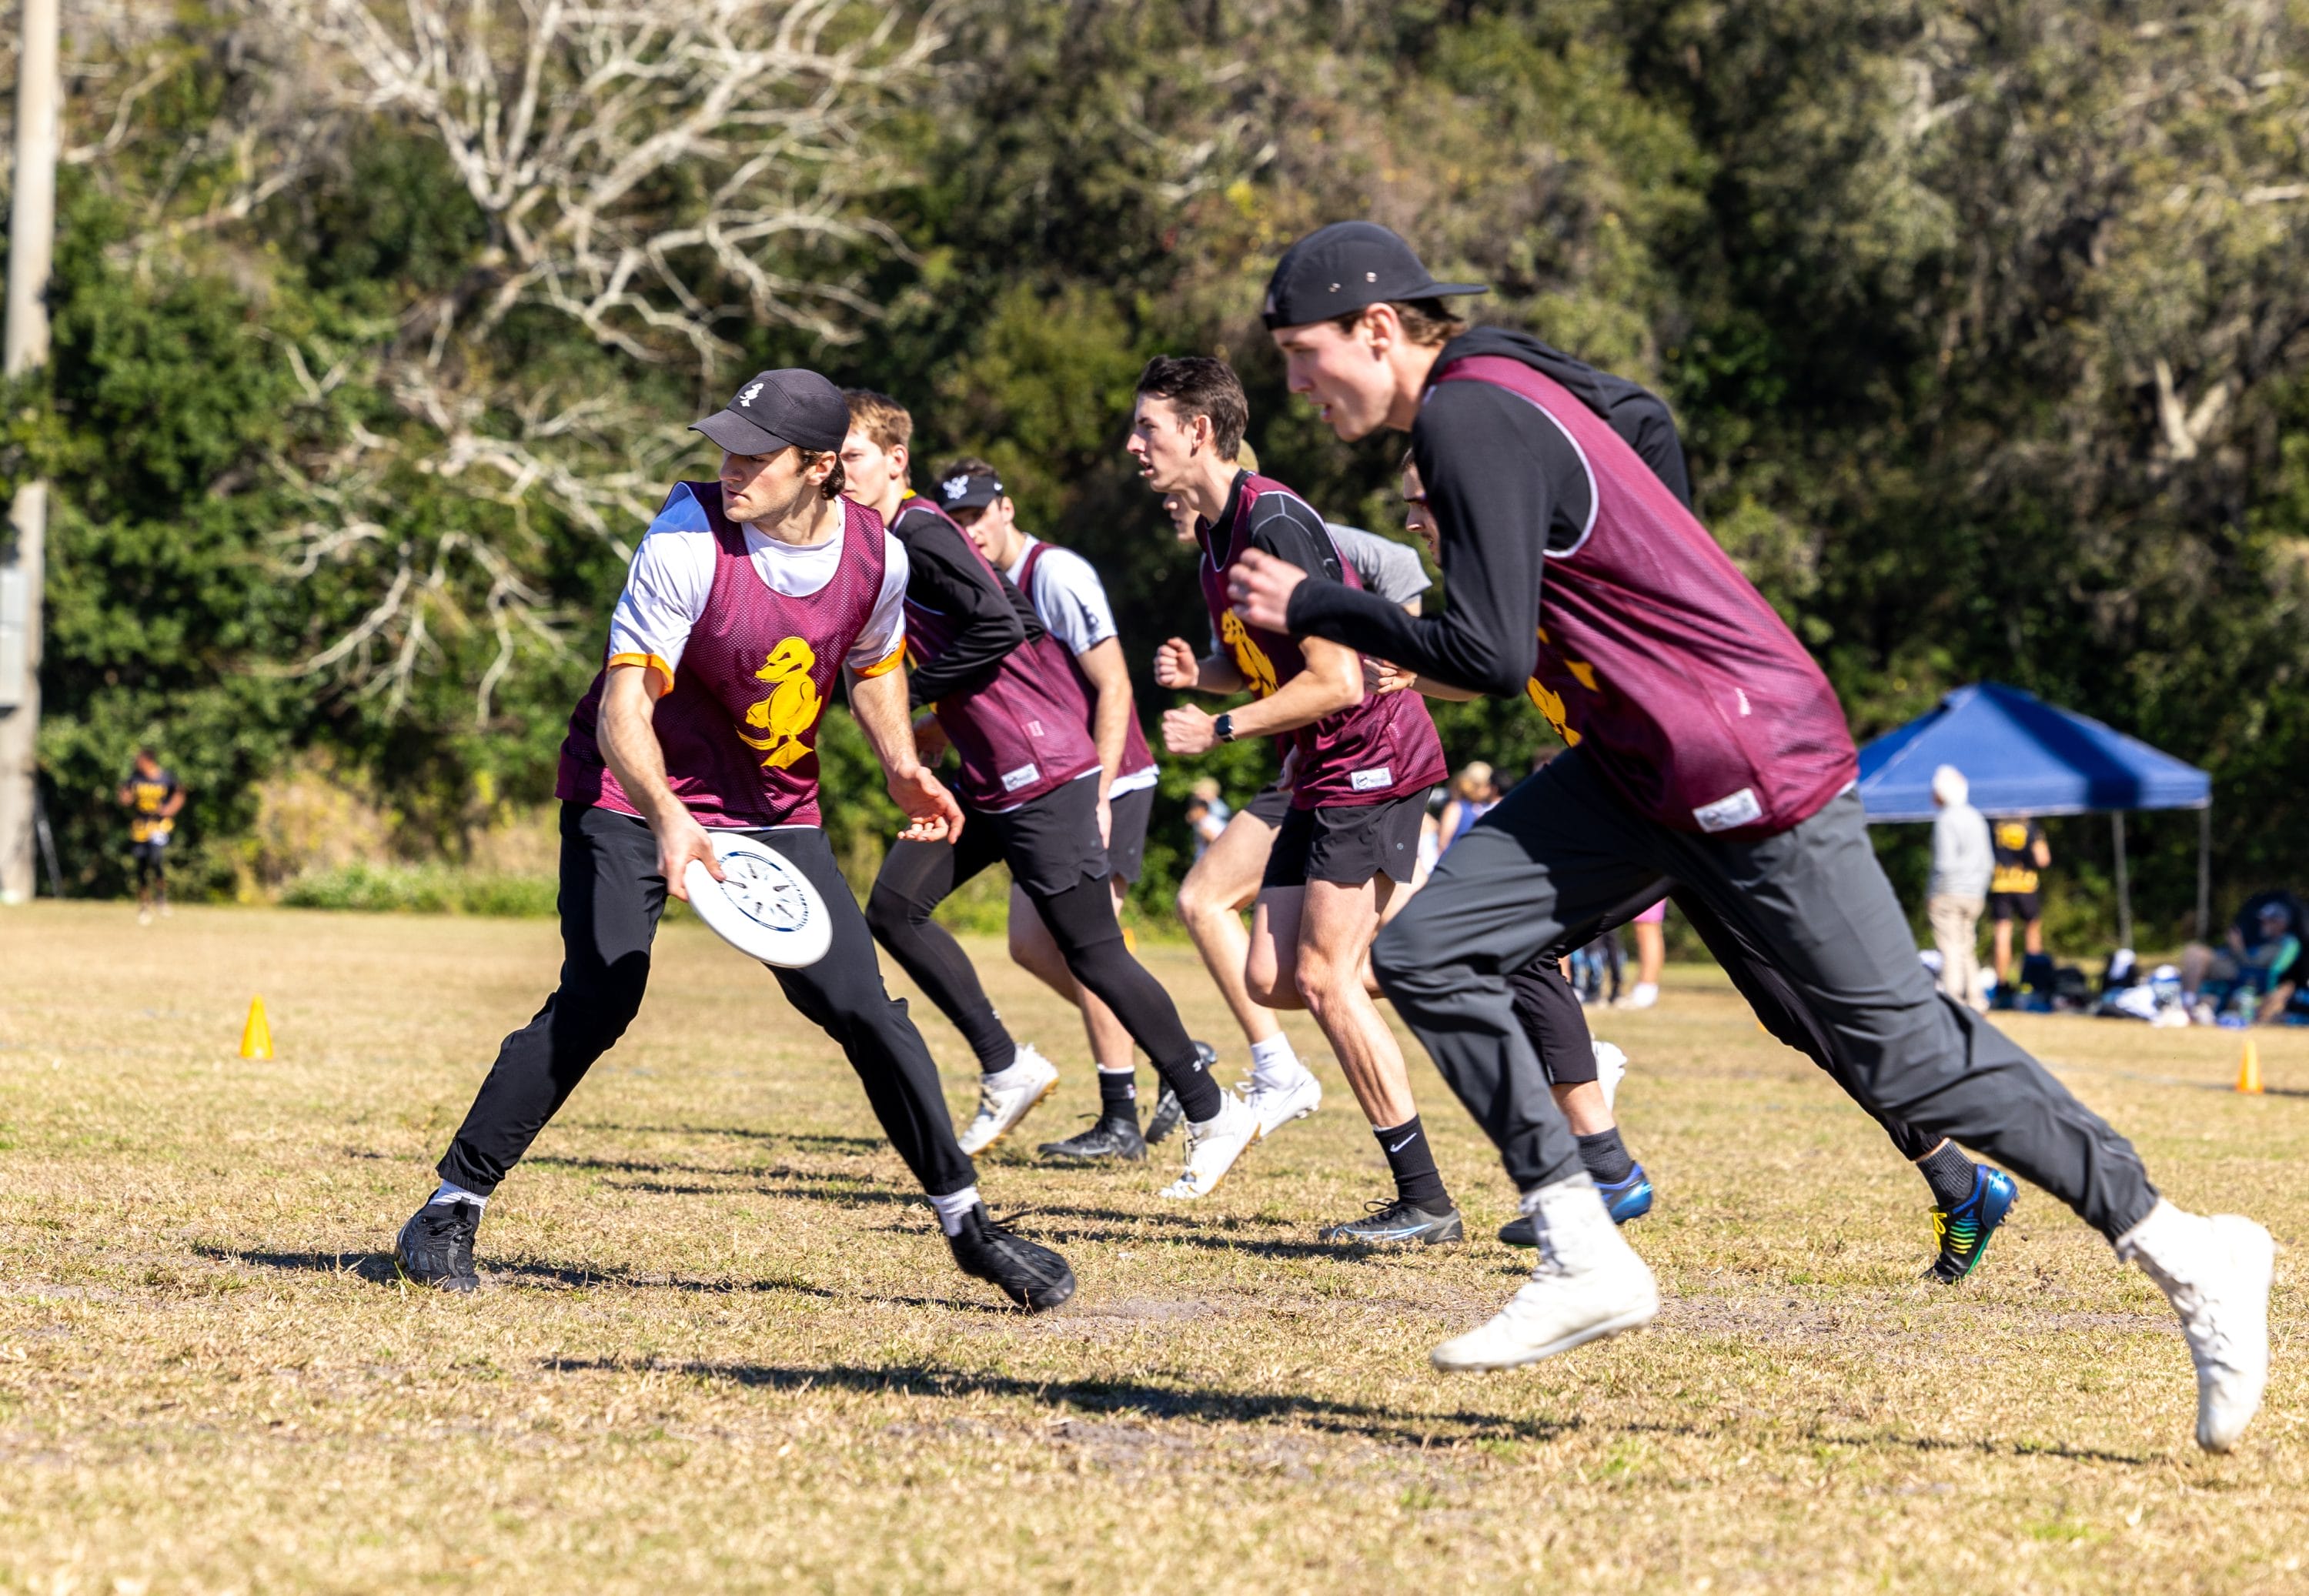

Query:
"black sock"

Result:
[[1097, 1067, 1137, 1120], [1576, 1127, 1635, 1186], [1161, 1047, 1224, 1123], [1374, 1117, 1449, 1210], [1917, 1140, 1977, 1209]]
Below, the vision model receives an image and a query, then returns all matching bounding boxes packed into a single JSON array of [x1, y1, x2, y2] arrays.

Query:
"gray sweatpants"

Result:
[[1370, 749, 2157, 1240]]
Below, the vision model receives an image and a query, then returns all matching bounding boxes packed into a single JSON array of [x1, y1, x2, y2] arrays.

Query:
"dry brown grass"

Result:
[[2, 901, 2304, 1592]]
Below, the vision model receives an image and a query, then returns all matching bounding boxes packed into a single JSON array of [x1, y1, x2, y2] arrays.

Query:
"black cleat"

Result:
[[1038, 1113, 1148, 1163], [1319, 1197, 1465, 1247], [946, 1203, 1077, 1311], [1145, 1042, 1214, 1146], [393, 1199, 481, 1292]]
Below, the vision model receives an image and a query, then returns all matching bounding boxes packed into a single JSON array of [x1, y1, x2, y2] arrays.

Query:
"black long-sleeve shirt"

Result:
[[1285, 327, 1691, 697], [888, 501, 1043, 708]]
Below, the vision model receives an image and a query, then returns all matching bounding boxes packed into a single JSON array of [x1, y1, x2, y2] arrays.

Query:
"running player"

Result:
[[1240, 222, 2270, 1452], [1132, 356, 1462, 1247], [392, 369, 1076, 1313], [934, 455, 1191, 1162], [1163, 475, 1431, 1136], [118, 749, 185, 923], [1401, 430, 2000, 1277], [841, 393, 1258, 1200]]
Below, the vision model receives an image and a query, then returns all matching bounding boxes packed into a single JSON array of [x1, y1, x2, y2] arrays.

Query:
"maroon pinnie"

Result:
[[1196, 473, 1447, 809], [1017, 539, 1157, 786], [894, 499, 1101, 811], [558, 485, 891, 830], [1431, 355, 1856, 836]]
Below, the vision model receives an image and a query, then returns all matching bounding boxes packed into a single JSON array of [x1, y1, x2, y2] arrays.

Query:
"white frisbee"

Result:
[[683, 835, 833, 968]]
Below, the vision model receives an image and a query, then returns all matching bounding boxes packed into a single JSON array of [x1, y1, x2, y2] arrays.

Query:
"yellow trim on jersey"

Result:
[[854, 642, 906, 679], [607, 651, 677, 691]]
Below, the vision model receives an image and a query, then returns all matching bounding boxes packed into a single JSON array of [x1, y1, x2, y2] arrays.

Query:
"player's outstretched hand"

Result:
[[1228, 548, 1305, 633], [1153, 636, 1200, 690], [656, 810, 723, 903], [1162, 705, 1218, 756], [890, 763, 965, 845], [1365, 656, 1412, 696]]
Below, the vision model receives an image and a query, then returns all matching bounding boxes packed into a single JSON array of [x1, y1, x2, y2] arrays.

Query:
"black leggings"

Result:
[[439, 803, 977, 1199], [867, 783, 1220, 1120]]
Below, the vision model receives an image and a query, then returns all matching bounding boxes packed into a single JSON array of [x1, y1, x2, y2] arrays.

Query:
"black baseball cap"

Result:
[[934, 470, 1004, 513], [1261, 222, 1489, 329], [691, 369, 850, 456]]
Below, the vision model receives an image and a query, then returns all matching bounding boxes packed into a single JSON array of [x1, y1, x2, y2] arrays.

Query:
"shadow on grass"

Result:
[[199, 1245, 840, 1298], [535, 1357, 2160, 1464], [538, 1355, 1576, 1446], [570, 1124, 890, 1154]]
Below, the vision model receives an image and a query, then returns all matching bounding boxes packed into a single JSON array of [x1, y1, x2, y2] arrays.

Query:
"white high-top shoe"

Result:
[[1592, 1040, 1628, 1110], [1432, 1173, 1659, 1371], [1244, 1063, 1322, 1137], [2115, 1200, 2275, 1452], [1158, 1090, 1262, 1200], [956, 1045, 1060, 1155]]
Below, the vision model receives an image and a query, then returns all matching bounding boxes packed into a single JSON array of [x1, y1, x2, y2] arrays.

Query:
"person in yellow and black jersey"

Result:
[[117, 747, 186, 923], [1987, 816, 2052, 1000]]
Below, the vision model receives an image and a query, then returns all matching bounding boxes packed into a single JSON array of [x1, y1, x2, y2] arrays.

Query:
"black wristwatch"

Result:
[[1214, 712, 1237, 744]]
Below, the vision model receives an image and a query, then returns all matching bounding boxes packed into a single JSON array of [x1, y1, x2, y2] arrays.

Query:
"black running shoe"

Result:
[[1038, 1114, 1148, 1163], [393, 1199, 481, 1292], [946, 1203, 1077, 1311], [1318, 1197, 1465, 1247], [1145, 1043, 1213, 1146]]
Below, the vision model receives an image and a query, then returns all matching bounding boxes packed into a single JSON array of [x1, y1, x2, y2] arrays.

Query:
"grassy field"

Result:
[[2, 901, 2304, 1592]]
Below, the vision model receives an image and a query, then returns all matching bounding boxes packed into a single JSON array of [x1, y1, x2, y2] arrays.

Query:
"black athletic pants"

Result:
[[1373, 749, 2157, 1240], [867, 776, 1216, 1117], [438, 803, 977, 1198]]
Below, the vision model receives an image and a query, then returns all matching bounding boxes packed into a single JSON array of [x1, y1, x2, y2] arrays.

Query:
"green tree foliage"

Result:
[[5, 0, 2306, 943]]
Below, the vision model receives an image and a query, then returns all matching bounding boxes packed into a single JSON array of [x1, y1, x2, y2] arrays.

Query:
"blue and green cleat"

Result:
[[1926, 1164, 2018, 1283], [1498, 1163, 1653, 1246]]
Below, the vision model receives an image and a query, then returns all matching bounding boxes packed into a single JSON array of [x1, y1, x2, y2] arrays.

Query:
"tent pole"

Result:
[[2112, 812, 2132, 950], [2197, 806, 2210, 943]]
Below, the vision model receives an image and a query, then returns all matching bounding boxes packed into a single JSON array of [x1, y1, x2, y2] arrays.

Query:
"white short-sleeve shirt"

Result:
[[605, 483, 909, 686]]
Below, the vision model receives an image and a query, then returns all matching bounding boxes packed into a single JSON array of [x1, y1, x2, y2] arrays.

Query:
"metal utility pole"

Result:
[[2, 0, 61, 904]]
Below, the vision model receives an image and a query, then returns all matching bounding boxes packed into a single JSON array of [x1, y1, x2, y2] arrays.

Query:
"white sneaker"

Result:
[[2116, 1200, 2276, 1452], [1158, 1091, 1261, 1200], [956, 1046, 1060, 1155], [1618, 982, 1659, 1010], [1432, 1174, 1659, 1371], [1592, 1040, 1628, 1110], [1244, 1064, 1322, 1137]]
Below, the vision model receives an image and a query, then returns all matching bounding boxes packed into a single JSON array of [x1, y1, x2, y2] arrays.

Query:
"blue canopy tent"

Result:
[[1855, 683, 2213, 947]]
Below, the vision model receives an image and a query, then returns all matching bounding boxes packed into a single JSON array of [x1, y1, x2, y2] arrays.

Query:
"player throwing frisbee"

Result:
[[1238, 222, 2271, 1451], [392, 369, 1075, 1313]]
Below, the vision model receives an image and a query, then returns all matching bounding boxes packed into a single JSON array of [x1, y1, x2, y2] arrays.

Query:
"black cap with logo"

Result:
[[934, 470, 1004, 513], [1260, 222, 1489, 330], [691, 369, 852, 456]]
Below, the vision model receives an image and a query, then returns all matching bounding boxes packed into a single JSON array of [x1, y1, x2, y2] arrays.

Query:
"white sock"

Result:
[[428, 1180, 486, 1209], [1248, 1033, 1300, 1078], [929, 1186, 981, 1237]]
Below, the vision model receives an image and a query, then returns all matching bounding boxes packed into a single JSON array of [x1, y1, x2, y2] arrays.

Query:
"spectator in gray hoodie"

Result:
[[1927, 765, 1994, 1011]]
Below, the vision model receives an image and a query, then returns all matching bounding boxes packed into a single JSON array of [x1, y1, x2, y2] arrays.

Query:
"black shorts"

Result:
[[1990, 891, 2041, 923], [1261, 790, 1429, 890], [1105, 784, 1154, 885], [1242, 783, 1293, 826], [963, 773, 1108, 897], [130, 838, 169, 866]]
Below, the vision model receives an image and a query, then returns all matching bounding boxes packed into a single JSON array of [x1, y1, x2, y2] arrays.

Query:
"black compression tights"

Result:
[[867, 854, 1219, 1120]]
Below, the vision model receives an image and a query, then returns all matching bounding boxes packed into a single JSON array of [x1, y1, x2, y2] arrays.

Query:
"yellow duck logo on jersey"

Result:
[[737, 637, 821, 770], [1525, 624, 1599, 746], [1219, 611, 1279, 698]]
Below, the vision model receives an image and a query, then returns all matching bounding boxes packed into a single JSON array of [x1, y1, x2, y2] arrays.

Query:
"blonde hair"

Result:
[[1453, 761, 1495, 800], [843, 389, 912, 452]]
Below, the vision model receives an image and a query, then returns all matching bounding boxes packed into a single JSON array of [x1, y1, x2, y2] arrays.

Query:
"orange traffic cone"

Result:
[[240, 996, 274, 1061], [2236, 1037, 2263, 1095]]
